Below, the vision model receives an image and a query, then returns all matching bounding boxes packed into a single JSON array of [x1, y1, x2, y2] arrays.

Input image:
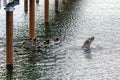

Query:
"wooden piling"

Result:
[[6, 7, 14, 70], [24, 0, 28, 12], [44, 0, 49, 25], [36, 0, 39, 4], [29, 0, 35, 38], [55, 0, 59, 12]]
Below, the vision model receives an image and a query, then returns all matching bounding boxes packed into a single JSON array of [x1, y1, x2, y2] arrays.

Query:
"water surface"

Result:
[[0, 0, 120, 80]]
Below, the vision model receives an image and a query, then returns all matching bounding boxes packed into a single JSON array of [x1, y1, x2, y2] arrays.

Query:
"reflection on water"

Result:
[[0, 0, 120, 80]]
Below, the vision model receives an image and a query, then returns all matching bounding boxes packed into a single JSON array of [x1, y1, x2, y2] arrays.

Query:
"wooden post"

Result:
[[5, 6, 15, 70], [24, 0, 28, 12], [44, 0, 49, 25], [55, 0, 59, 12], [36, 0, 39, 4], [29, 0, 35, 38]]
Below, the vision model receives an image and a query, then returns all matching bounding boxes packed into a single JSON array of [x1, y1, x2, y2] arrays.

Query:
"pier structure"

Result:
[[0, 0, 68, 70]]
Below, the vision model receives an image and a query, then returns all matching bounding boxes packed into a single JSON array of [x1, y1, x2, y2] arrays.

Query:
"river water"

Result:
[[0, 0, 120, 80]]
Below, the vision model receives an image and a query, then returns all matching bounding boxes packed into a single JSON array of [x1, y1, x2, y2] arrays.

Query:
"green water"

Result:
[[0, 0, 120, 80]]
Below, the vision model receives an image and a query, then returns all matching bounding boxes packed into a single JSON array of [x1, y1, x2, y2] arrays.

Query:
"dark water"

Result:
[[0, 0, 120, 80]]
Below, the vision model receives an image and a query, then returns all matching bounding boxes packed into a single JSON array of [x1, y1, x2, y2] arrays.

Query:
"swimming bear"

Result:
[[82, 36, 95, 53]]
